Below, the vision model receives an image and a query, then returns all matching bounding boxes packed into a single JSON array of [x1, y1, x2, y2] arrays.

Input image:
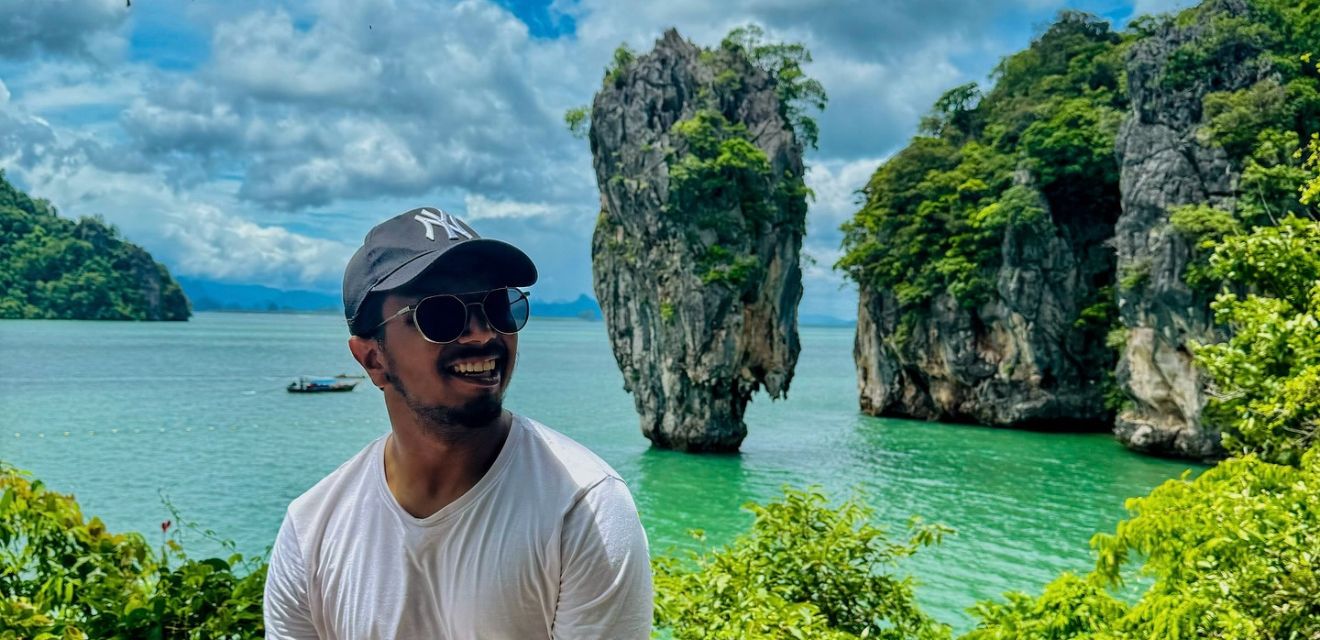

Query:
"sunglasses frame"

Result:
[[372, 287, 530, 344]]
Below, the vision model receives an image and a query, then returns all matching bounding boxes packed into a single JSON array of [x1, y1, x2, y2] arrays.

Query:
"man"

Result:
[[263, 207, 653, 639]]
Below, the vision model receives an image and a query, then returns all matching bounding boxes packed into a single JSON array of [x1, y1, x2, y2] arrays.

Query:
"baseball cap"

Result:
[[343, 206, 537, 334]]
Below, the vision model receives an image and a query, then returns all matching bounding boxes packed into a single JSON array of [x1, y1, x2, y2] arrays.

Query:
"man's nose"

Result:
[[457, 301, 495, 342]]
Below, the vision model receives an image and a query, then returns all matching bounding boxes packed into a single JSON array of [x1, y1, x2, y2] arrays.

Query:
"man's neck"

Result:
[[383, 410, 513, 519]]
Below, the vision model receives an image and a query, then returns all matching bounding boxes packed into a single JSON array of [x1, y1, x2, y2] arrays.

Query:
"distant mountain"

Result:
[[533, 294, 601, 320], [177, 277, 340, 313], [799, 314, 856, 328], [176, 282, 836, 326], [179, 278, 605, 320]]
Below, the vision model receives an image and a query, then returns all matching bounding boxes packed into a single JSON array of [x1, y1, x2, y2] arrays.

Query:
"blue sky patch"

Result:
[[493, 0, 576, 39]]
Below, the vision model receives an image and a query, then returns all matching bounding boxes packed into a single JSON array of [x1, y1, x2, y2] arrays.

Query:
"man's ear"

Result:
[[349, 335, 390, 390]]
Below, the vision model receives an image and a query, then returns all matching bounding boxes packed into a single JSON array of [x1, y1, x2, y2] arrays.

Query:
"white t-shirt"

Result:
[[263, 415, 653, 639]]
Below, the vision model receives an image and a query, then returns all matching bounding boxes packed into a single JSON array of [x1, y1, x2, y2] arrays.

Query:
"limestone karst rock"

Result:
[[1111, 0, 1266, 458], [842, 1, 1303, 460], [847, 15, 1122, 432], [588, 29, 808, 451], [853, 177, 1116, 431]]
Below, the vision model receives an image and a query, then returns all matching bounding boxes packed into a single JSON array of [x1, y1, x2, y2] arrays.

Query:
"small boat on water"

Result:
[[287, 376, 359, 393], [334, 373, 366, 379]]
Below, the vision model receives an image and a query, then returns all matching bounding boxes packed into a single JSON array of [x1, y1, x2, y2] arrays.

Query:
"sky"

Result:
[[0, 0, 1195, 319]]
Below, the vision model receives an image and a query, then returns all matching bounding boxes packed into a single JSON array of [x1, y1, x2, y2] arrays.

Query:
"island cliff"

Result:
[[842, 13, 1124, 432], [1111, 0, 1266, 457], [587, 29, 811, 451], [0, 171, 191, 321], [842, 0, 1317, 459]]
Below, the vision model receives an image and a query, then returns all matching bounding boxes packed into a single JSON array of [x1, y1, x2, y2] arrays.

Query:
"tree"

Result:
[[720, 25, 828, 149]]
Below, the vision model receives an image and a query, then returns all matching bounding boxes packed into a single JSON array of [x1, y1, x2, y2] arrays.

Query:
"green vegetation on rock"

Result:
[[654, 29, 817, 291], [0, 172, 190, 321], [1186, 3, 1320, 228], [667, 109, 777, 236], [1195, 214, 1320, 466], [605, 43, 637, 86], [719, 25, 828, 150], [838, 10, 1125, 310], [581, 28, 819, 295]]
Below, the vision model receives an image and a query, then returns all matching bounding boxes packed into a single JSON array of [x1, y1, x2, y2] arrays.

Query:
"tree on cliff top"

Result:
[[720, 25, 828, 149], [566, 24, 826, 149], [838, 10, 1126, 310]]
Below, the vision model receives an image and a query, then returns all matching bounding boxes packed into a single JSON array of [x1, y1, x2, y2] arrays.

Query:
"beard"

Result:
[[412, 393, 503, 431], [385, 370, 504, 434]]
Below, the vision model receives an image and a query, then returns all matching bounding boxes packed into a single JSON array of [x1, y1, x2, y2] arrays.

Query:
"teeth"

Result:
[[449, 359, 497, 375]]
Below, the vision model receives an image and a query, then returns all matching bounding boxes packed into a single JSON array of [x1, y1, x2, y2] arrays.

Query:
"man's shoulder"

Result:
[[515, 415, 623, 495], [285, 435, 385, 525]]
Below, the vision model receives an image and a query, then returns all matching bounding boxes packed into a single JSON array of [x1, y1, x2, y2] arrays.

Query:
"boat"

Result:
[[287, 376, 359, 393], [334, 373, 366, 379]]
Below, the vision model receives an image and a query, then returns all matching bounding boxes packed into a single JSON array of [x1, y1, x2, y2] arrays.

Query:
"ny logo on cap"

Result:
[[414, 208, 473, 242]]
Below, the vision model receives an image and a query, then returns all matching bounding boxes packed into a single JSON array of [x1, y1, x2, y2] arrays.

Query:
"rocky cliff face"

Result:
[[855, 183, 1115, 430], [1112, 0, 1267, 458], [589, 29, 806, 452]]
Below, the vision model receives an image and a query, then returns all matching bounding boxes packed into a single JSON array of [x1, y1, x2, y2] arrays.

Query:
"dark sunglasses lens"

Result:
[[484, 288, 529, 334], [414, 296, 467, 343]]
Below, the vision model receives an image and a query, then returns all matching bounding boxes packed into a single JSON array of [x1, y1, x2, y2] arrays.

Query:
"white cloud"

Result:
[[463, 194, 561, 221], [160, 204, 353, 287], [210, 9, 385, 103], [0, 103, 60, 171], [103, 0, 590, 211], [15, 61, 145, 112], [0, 0, 128, 62], [798, 157, 881, 320], [804, 157, 884, 235]]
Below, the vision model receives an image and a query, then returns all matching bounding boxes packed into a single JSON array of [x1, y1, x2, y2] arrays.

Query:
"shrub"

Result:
[[963, 451, 1320, 639], [654, 487, 952, 640], [1195, 215, 1320, 465], [0, 463, 266, 639]]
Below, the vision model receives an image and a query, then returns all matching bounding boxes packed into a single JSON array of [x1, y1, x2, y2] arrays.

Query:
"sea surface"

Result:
[[0, 312, 1200, 632]]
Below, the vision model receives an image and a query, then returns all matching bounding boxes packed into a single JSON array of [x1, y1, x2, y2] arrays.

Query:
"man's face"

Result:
[[374, 274, 520, 431]]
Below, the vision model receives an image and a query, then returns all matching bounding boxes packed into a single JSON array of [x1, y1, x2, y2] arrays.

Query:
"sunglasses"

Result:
[[372, 287, 530, 344]]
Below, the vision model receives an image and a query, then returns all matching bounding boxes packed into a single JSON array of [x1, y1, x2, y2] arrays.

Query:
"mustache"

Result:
[[439, 342, 508, 368]]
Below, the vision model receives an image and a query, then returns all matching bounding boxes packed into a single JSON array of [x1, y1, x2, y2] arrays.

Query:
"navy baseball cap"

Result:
[[343, 207, 537, 334]]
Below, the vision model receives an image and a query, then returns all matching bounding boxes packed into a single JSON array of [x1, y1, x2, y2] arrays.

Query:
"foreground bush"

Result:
[[0, 463, 266, 639], [963, 449, 1320, 639], [654, 487, 952, 640]]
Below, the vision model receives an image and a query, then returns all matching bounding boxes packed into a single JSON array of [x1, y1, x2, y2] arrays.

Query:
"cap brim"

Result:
[[371, 238, 538, 294]]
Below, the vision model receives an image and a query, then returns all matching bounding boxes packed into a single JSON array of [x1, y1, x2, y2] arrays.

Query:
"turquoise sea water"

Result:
[[0, 313, 1200, 632]]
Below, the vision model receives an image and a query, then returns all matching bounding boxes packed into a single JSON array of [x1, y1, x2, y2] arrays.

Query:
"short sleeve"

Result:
[[264, 512, 320, 639], [552, 477, 653, 639]]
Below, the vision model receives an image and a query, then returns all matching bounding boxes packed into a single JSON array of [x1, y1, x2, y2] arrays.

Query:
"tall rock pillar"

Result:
[[588, 29, 807, 452], [1113, 0, 1268, 457]]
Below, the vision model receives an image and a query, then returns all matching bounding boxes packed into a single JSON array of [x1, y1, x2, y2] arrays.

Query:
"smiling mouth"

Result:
[[444, 357, 502, 385]]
